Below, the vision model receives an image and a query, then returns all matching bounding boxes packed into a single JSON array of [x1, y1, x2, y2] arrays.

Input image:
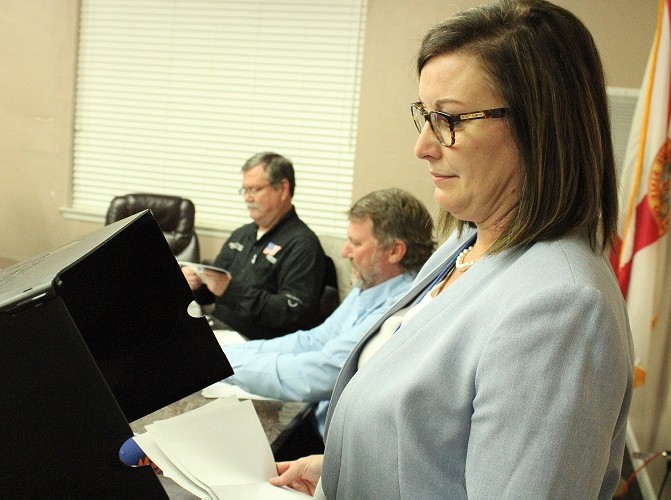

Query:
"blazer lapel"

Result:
[[324, 234, 476, 437]]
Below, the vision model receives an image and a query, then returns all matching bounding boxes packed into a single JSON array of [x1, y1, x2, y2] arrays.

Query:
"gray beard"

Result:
[[353, 272, 377, 291]]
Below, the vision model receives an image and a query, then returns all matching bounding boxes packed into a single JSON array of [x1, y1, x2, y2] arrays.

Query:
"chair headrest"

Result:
[[105, 193, 195, 234], [105, 193, 198, 259]]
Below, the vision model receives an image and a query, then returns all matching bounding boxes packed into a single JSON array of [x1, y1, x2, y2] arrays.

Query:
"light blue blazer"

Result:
[[322, 231, 634, 499]]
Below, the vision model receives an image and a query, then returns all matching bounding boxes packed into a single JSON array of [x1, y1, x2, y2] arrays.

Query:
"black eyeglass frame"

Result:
[[411, 102, 508, 147]]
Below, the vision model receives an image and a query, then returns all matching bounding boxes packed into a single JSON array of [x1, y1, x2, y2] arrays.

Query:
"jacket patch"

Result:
[[263, 242, 282, 256]]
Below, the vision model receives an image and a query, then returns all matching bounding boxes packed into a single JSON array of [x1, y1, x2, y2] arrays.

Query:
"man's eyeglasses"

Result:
[[410, 102, 508, 147], [238, 183, 274, 196]]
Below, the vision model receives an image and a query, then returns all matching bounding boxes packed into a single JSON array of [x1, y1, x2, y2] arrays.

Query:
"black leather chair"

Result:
[[105, 193, 200, 262], [319, 255, 340, 323]]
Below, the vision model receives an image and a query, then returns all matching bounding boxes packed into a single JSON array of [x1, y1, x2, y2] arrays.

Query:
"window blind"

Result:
[[607, 86, 639, 176], [71, 0, 367, 236]]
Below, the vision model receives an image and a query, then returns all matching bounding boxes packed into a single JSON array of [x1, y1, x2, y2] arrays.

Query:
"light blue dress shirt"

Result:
[[223, 272, 415, 436]]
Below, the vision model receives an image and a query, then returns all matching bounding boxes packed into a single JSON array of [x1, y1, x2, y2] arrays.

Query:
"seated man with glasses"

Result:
[[183, 151, 326, 340]]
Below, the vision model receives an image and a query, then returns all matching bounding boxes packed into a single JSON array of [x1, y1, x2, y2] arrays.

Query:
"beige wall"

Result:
[[1, 1, 88, 260], [352, 0, 657, 211], [0, 0, 658, 262]]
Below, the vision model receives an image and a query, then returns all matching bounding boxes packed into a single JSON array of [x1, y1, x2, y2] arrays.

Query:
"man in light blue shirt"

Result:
[[223, 188, 435, 438]]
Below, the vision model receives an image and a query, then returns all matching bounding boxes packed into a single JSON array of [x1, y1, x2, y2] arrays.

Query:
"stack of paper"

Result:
[[201, 380, 275, 401], [134, 397, 308, 499]]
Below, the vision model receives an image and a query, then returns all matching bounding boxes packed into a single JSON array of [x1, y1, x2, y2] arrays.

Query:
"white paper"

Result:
[[212, 482, 311, 499], [137, 399, 308, 498], [178, 261, 231, 280], [150, 400, 274, 485], [134, 430, 211, 498], [201, 381, 275, 401]]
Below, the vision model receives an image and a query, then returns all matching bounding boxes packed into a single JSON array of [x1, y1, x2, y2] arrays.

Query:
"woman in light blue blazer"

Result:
[[270, 0, 634, 498]]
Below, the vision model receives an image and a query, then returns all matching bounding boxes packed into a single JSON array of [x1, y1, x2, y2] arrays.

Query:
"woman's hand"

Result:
[[269, 455, 324, 496]]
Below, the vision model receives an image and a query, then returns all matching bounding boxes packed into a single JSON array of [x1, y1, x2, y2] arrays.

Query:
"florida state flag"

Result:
[[611, 0, 671, 387]]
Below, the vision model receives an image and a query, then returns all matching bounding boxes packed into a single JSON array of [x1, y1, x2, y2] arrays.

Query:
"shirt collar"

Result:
[[355, 272, 416, 307]]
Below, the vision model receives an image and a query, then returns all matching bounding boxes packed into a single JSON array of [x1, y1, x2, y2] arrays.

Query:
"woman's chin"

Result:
[[433, 190, 457, 212]]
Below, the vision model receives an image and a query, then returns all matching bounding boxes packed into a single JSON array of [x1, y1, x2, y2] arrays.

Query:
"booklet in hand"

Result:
[[178, 261, 231, 280]]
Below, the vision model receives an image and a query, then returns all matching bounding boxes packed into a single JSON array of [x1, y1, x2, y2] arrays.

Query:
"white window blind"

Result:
[[71, 0, 367, 236], [607, 87, 639, 176]]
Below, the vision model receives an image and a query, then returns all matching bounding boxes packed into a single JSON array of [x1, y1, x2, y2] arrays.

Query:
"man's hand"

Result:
[[269, 455, 324, 496], [202, 268, 232, 297], [181, 267, 203, 290]]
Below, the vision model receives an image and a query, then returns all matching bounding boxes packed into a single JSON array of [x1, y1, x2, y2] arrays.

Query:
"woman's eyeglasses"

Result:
[[411, 102, 508, 147]]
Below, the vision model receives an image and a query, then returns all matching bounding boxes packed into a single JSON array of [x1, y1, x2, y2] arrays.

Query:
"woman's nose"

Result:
[[413, 122, 442, 160]]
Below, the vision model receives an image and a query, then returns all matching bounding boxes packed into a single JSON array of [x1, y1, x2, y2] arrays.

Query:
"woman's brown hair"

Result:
[[418, 0, 617, 253]]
